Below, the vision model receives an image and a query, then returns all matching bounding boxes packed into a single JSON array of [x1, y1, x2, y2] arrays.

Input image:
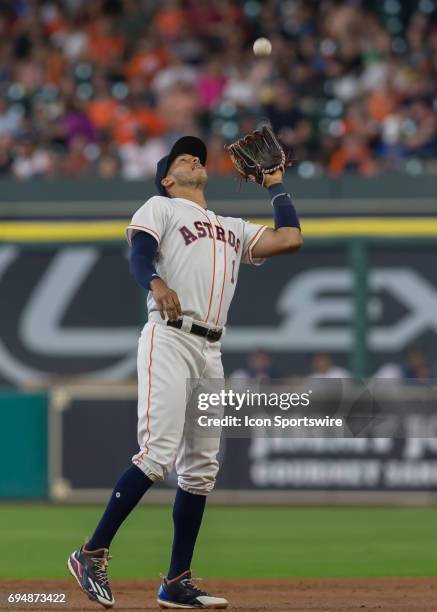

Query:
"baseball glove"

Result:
[[225, 125, 290, 185]]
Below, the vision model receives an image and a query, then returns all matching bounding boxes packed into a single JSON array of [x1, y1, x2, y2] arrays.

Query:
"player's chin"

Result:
[[195, 169, 208, 185]]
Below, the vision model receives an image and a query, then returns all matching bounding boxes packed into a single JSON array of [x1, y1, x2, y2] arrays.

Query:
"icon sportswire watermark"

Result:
[[185, 378, 437, 439]]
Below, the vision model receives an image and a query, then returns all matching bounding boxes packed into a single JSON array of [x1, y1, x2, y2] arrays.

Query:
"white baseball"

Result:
[[253, 37, 272, 56]]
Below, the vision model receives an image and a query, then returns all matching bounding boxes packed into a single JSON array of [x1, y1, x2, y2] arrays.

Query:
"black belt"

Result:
[[167, 319, 223, 342]]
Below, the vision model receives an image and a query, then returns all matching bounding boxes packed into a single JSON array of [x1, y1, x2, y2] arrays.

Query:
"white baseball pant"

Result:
[[132, 319, 224, 495]]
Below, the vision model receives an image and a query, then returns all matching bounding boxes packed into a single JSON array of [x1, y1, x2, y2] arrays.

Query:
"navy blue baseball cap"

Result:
[[155, 136, 207, 196]]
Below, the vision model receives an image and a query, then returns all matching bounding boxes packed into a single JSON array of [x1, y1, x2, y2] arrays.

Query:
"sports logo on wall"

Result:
[[0, 245, 436, 384]]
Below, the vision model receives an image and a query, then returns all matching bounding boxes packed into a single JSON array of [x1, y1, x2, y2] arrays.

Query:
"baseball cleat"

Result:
[[157, 570, 228, 609], [67, 545, 114, 609]]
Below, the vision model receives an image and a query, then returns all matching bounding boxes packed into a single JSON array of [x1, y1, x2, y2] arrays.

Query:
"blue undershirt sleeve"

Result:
[[129, 231, 160, 290], [267, 182, 301, 230]]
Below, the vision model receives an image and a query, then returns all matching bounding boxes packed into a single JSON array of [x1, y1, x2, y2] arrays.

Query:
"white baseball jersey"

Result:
[[126, 195, 268, 327]]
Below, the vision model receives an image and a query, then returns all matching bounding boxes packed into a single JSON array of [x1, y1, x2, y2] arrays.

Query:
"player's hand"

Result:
[[150, 278, 182, 321], [263, 168, 284, 188]]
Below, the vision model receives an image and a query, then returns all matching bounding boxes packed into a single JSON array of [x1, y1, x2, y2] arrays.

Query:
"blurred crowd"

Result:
[[231, 348, 437, 380], [0, 0, 437, 181]]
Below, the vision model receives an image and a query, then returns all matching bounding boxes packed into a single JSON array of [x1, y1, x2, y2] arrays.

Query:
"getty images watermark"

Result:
[[196, 388, 343, 431], [187, 378, 437, 439]]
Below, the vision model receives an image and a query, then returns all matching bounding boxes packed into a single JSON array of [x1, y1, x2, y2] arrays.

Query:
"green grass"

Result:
[[0, 505, 435, 579]]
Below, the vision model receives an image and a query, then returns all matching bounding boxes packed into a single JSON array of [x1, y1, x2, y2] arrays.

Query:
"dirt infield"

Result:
[[1, 577, 437, 611]]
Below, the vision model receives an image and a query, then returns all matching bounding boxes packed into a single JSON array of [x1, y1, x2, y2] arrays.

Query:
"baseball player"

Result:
[[68, 133, 302, 609]]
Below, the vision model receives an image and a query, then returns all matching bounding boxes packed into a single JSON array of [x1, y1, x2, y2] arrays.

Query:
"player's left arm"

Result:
[[251, 169, 303, 259]]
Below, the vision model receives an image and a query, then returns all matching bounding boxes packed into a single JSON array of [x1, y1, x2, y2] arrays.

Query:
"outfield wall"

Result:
[[0, 391, 48, 499], [46, 383, 437, 505], [1, 175, 436, 504], [0, 233, 436, 385], [1, 173, 436, 218], [2, 384, 437, 505]]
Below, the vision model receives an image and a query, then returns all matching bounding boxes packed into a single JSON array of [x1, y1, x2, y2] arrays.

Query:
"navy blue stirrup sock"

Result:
[[86, 464, 154, 551], [167, 487, 207, 579]]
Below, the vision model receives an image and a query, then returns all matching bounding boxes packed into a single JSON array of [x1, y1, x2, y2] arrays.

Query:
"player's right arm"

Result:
[[126, 196, 182, 321], [129, 233, 182, 321]]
